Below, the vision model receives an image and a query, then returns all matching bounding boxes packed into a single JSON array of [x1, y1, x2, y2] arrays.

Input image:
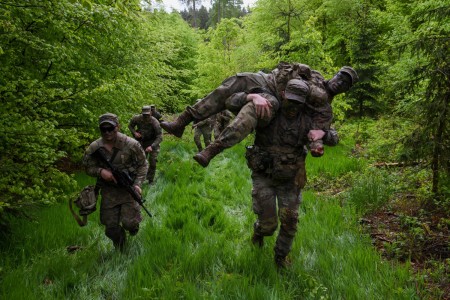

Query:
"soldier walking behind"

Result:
[[128, 106, 163, 185], [193, 115, 216, 152], [83, 113, 148, 251]]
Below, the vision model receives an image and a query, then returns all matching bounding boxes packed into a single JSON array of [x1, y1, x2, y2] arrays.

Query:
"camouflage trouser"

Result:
[[214, 93, 279, 148], [100, 185, 142, 246], [142, 141, 159, 183], [213, 123, 224, 140], [194, 125, 213, 151], [186, 72, 276, 119], [251, 171, 302, 258], [146, 150, 159, 183]]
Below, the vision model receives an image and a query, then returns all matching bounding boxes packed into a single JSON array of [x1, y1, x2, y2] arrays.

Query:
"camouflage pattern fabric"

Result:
[[128, 114, 162, 183], [248, 106, 339, 258], [193, 115, 216, 151], [128, 114, 162, 149], [213, 110, 234, 139], [251, 171, 302, 258], [83, 132, 148, 245], [249, 109, 310, 258], [186, 72, 278, 120], [305, 70, 334, 130], [215, 92, 280, 148], [185, 65, 334, 155]]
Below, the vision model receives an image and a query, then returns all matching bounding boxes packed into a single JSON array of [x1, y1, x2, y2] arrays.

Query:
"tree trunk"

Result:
[[431, 92, 449, 200]]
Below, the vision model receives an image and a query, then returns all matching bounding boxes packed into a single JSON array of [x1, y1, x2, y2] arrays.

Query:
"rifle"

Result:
[[93, 149, 153, 218]]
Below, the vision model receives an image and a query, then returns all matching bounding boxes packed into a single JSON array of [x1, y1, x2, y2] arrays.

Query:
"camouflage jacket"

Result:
[[83, 132, 148, 187], [128, 114, 163, 149], [255, 110, 338, 156]]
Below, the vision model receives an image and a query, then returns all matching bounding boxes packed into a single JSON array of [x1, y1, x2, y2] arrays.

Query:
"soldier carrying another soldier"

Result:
[[243, 79, 339, 268], [160, 63, 357, 167]]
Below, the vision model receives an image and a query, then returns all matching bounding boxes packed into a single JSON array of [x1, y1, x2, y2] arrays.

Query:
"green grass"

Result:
[[0, 133, 418, 299]]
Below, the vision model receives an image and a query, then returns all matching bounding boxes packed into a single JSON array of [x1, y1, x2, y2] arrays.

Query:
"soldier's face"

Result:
[[100, 125, 118, 142], [142, 113, 151, 120], [281, 99, 303, 119], [328, 72, 352, 94]]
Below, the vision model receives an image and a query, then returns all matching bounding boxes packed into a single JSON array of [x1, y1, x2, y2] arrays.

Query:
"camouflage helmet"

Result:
[[142, 106, 151, 115], [339, 66, 359, 85]]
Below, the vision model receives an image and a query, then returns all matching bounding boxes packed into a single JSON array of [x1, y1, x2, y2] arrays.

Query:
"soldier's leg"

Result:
[[193, 129, 203, 151], [273, 180, 302, 268], [193, 94, 279, 167], [203, 127, 212, 147], [100, 204, 126, 251], [251, 172, 278, 247], [147, 150, 159, 184], [213, 123, 221, 140], [120, 201, 142, 236], [161, 73, 265, 138]]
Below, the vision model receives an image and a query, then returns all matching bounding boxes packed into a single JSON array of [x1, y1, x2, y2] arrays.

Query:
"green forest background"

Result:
[[0, 0, 449, 298]]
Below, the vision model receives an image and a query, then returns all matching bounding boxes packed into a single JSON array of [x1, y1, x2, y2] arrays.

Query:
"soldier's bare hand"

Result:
[[134, 185, 142, 196], [145, 146, 153, 152], [308, 130, 326, 141], [249, 94, 272, 119], [100, 169, 117, 184]]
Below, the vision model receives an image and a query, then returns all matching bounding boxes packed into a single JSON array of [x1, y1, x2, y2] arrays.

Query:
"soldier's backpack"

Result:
[[273, 62, 312, 92], [69, 184, 99, 227]]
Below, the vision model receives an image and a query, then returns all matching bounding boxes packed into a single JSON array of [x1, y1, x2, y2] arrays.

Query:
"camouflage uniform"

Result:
[[186, 71, 280, 122], [244, 80, 339, 267], [193, 115, 216, 152], [150, 105, 163, 122], [83, 129, 148, 250], [128, 112, 163, 184], [184, 63, 332, 127], [213, 110, 234, 139]]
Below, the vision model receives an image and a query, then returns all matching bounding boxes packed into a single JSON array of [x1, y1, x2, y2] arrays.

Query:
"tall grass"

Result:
[[0, 133, 418, 299]]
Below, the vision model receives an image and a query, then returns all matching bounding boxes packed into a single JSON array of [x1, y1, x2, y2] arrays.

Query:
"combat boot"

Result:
[[160, 110, 194, 138], [193, 141, 225, 167], [274, 254, 291, 269], [251, 232, 264, 248]]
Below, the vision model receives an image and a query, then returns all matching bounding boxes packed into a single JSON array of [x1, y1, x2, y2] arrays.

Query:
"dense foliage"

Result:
[[0, 0, 198, 223], [0, 0, 448, 296], [0, 0, 448, 246]]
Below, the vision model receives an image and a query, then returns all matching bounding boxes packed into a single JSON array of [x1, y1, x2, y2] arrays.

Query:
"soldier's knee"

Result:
[[259, 217, 278, 236], [279, 208, 299, 235], [122, 219, 140, 234]]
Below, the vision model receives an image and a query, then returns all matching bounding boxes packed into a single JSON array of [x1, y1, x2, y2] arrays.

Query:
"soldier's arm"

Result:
[[322, 128, 339, 146], [306, 102, 333, 131], [82, 142, 103, 178], [128, 116, 138, 136], [151, 118, 163, 148], [131, 142, 148, 187]]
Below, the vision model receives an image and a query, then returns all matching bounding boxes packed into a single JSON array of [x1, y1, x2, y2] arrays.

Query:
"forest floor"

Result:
[[362, 195, 449, 299]]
